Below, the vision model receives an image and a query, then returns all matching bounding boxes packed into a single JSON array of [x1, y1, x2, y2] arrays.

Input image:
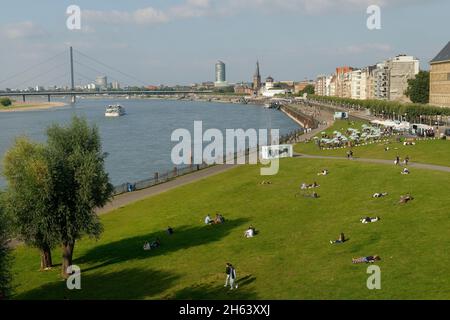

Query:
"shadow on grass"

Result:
[[76, 218, 250, 272], [168, 275, 258, 300], [14, 267, 180, 300]]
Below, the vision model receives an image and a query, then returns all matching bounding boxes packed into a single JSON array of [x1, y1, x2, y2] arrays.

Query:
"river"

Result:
[[0, 98, 300, 187]]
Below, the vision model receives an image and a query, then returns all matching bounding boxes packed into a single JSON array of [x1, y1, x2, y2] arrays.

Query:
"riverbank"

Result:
[[0, 101, 67, 112]]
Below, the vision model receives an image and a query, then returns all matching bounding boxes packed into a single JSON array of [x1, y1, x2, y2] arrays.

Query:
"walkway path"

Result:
[[295, 153, 450, 173], [99, 106, 337, 215], [97, 163, 236, 215]]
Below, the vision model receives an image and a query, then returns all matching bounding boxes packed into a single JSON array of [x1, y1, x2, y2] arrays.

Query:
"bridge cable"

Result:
[[73, 49, 148, 86], [0, 50, 67, 86], [9, 62, 69, 89]]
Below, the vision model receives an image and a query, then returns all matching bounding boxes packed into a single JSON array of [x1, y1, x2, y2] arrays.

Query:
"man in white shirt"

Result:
[[244, 227, 254, 238], [204, 214, 212, 225]]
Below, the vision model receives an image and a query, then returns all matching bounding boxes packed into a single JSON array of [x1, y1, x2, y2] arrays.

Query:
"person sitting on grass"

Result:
[[143, 238, 161, 251], [214, 213, 225, 224], [361, 216, 380, 224], [352, 255, 381, 264], [373, 192, 388, 198], [330, 232, 347, 244], [151, 238, 161, 249], [167, 226, 174, 235], [401, 167, 410, 175], [304, 191, 319, 198], [204, 214, 213, 225], [399, 194, 414, 204], [244, 226, 257, 238]]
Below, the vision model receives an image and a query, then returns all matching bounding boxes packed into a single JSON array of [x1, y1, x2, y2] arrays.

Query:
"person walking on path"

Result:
[[404, 156, 410, 166], [224, 263, 238, 290]]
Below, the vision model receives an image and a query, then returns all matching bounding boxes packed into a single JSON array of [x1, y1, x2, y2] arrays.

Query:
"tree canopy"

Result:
[[3, 116, 114, 277], [405, 70, 430, 104], [3, 138, 57, 269], [0, 97, 12, 107]]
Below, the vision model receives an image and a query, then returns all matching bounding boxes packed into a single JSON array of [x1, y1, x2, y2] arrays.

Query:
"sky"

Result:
[[0, 0, 449, 89]]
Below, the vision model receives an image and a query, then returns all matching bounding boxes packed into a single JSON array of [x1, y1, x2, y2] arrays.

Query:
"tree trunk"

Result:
[[61, 241, 75, 279], [40, 245, 53, 270]]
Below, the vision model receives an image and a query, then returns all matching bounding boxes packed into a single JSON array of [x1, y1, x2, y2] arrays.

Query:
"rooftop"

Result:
[[431, 41, 450, 63]]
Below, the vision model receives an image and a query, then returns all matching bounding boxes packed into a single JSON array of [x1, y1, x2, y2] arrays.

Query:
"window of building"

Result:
[[447, 73, 450, 81]]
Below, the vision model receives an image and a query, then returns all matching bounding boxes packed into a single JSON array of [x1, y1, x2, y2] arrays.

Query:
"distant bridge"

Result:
[[0, 90, 214, 103], [0, 46, 215, 103]]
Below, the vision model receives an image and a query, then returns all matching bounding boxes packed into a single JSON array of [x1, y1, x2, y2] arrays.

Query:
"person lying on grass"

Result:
[[330, 232, 347, 244], [401, 167, 410, 175], [352, 255, 381, 264], [399, 194, 414, 204], [303, 191, 319, 198], [261, 180, 272, 185], [301, 182, 320, 190], [317, 169, 329, 176], [373, 192, 388, 198], [361, 216, 380, 224]]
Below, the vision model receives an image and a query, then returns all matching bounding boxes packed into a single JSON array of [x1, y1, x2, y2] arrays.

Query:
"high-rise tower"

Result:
[[214, 61, 227, 87]]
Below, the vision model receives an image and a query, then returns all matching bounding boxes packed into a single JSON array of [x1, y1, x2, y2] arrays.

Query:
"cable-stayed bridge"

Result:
[[0, 47, 212, 103]]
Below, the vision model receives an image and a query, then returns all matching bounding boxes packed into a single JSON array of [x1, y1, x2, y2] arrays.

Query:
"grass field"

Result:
[[10, 157, 450, 300], [294, 120, 450, 167]]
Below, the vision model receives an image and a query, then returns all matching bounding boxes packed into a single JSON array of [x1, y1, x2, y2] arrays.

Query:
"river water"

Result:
[[0, 98, 300, 187]]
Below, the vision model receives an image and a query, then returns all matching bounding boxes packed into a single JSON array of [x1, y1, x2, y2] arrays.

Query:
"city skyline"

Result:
[[0, 0, 449, 88]]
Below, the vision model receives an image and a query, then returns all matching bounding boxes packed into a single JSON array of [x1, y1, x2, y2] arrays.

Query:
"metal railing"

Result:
[[112, 127, 307, 196]]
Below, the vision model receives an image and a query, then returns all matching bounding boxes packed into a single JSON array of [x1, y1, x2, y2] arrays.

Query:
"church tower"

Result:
[[253, 61, 261, 91]]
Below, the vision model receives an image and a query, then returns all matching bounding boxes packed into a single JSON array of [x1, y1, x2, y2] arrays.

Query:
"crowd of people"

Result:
[[140, 143, 420, 291]]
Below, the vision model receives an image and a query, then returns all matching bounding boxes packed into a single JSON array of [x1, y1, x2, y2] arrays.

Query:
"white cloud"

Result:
[[337, 43, 393, 55], [82, 0, 431, 26], [169, 0, 211, 18], [1, 21, 46, 39], [83, 7, 169, 25]]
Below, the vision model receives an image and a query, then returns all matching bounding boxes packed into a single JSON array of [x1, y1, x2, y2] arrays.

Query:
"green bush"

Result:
[[0, 98, 12, 107]]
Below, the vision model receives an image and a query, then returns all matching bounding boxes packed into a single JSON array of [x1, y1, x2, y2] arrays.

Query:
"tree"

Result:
[[297, 84, 315, 97], [0, 97, 12, 107], [3, 138, 57, 270], [45, 116, 114, 277], [405, 70, 430, 104], [0, 199, 12, 299]]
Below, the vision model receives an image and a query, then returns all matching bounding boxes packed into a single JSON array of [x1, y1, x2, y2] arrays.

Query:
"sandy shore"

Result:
[[0, 101, 67, 113]]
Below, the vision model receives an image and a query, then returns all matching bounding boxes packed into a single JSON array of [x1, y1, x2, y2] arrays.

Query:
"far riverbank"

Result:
[[0, 101, 67, 113]]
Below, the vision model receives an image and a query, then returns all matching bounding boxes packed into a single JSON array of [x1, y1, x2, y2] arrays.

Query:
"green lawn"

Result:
[[10, 157, 450, 299], [295, 120, 450, 167]]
